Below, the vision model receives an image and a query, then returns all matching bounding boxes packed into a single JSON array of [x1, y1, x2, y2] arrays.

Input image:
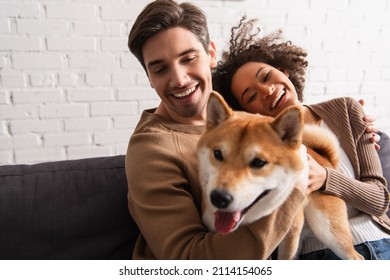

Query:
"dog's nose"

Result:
[[210, 189, 233, 209]]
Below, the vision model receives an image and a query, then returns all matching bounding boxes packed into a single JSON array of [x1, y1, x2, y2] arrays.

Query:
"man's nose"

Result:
[[170, 65, 189, 88]]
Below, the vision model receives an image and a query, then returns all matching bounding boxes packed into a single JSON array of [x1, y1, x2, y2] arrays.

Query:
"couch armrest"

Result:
[[0, 155, 139, 260], [377, 131, 390, 217]]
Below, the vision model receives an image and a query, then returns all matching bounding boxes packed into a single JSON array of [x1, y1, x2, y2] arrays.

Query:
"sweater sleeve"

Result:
[[322, 98, 389, 216], [126, 130, 306, 260]]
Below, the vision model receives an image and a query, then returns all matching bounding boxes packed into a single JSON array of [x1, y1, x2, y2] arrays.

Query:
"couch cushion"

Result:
[[0, 155, 139, 260], [378, 132, 390, 185]]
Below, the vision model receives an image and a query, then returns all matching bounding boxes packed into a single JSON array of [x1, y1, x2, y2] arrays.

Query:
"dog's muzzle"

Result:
[[210, 189, 233, 209]]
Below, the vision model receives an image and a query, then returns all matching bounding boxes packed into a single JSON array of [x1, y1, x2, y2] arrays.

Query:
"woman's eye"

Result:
[[247, 92, 257, 104], [263, 71, 271, 82]]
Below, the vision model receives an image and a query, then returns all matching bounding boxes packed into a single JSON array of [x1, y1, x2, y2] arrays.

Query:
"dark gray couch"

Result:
[[379, 131, 390, 217], [0, 132, 389, 260], [0, 155, 139, 260], [379, 132, 390, 197]]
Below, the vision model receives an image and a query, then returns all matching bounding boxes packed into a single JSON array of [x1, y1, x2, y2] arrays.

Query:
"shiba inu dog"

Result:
[[197, 91, 363, 260]]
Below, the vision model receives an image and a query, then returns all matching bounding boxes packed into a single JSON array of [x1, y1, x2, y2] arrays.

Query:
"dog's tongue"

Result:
[[214, 210, 241, 234]]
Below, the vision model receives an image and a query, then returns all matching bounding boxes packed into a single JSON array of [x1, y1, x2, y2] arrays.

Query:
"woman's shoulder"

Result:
[[309, 96, 363, 114], [319, 96, 358, 106]]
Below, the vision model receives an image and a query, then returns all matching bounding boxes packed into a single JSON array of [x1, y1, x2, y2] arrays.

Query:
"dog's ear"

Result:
[[206, 91, 233, 129], [270, 106, 303, 147]]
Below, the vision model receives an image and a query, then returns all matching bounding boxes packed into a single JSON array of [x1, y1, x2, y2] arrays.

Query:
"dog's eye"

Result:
[[213, 149, 223, 161], [250, 158, 267, 169]]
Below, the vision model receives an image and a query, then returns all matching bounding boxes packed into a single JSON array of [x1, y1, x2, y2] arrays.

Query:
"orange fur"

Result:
[[198, 91, 363, 260]]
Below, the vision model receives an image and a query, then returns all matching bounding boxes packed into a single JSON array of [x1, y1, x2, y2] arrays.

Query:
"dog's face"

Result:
[[197, 92, 306, 234]]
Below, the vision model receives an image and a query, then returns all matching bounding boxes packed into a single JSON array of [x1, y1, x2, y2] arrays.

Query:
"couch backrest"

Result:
[[378, 131, 390, 217], [0, 155, 139, 260]]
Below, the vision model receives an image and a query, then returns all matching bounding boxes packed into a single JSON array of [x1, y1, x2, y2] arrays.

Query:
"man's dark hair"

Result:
[[128, 0, 211, 71]]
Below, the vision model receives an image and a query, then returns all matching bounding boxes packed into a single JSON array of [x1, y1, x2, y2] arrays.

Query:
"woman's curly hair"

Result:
[[212, 16, 308, 110]]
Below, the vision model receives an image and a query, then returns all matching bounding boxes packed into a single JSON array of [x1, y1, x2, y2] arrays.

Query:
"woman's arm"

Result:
[[321, 98, 389, 216]]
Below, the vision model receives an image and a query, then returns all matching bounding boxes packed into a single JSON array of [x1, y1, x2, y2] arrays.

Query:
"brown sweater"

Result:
[[306, 97, 390, 232], [125, 97, 390, 259], [125, 109, 305, 259]]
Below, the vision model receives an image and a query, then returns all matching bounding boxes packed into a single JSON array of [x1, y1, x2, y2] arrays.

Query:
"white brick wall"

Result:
[[0, 0, 389, 164]]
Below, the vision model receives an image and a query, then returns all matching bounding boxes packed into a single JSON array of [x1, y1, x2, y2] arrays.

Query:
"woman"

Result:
[[212, 17, 390, 260]]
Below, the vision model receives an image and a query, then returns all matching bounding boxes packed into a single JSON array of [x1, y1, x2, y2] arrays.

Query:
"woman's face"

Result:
[[231, 61, 300, 117]]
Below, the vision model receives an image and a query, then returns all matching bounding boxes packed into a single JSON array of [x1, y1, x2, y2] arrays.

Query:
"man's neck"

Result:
[[155, 103, 206, 126]]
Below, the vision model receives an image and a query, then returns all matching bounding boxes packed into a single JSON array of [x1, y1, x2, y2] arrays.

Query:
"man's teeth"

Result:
[[173, 86, 196, 98], [271, 90, 285, 109]]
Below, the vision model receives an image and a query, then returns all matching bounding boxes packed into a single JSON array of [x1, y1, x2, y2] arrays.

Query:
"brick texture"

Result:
[[0, 0, 389, 164]]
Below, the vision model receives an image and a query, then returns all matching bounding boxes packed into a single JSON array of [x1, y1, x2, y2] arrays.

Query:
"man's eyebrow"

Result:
[[147, 59, 164, 68], [180, 48, 199, 56], [241, 67, 265, 102], [146, 48, 200, 69]]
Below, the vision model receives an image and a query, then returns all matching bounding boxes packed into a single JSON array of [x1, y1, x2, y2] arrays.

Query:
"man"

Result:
[[125, 0, 306, 259]]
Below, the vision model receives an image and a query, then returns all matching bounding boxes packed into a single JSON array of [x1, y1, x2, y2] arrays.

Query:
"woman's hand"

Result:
[[296, 145, 309, 194], [306, 154, 327, 195], [359, 99, 381, 150]]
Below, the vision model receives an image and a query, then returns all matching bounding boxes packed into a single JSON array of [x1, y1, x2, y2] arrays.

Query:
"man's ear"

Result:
[[209, 41, 217, 68]]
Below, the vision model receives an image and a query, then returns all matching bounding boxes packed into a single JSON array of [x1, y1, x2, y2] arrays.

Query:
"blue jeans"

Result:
[[299, 238, 390, 260]]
